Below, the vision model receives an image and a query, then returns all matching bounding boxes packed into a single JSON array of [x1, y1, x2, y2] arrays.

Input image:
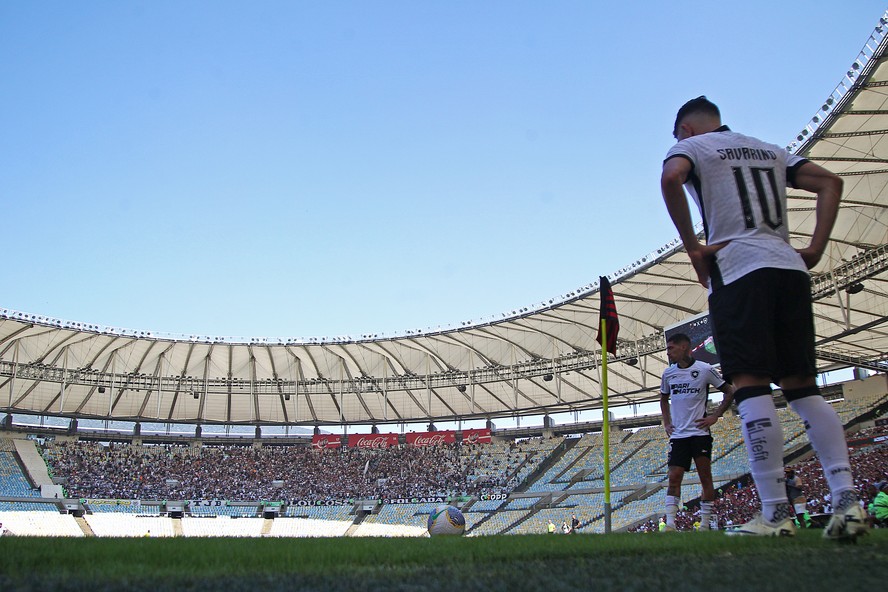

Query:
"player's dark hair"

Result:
[[666, 333, 691, 345], [673, 95, 720, 137]]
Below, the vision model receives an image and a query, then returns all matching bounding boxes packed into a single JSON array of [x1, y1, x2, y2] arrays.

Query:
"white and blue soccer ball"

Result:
[[427, 504, 465, 536]]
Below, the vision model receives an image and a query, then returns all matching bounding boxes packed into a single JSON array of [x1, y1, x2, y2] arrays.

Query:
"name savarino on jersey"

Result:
[[716, 147, 778, 161]]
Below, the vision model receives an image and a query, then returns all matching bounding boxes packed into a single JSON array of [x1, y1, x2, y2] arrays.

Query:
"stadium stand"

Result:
[[356, 502, 439, 537], [0, 439, 40, 498], [0, 511, 83, 536], [180, 516, 263, 538], [268, 517, 353, 537], [85, 513, 175, 537], [0, 384, 883, 538]]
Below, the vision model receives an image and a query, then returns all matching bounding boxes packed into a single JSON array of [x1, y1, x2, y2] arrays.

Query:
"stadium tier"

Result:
[[0, 385, 886, 537]]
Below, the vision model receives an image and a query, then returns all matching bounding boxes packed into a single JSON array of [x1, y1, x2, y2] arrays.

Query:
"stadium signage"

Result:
[[86, 499, 141, 510], [290, 499, 353, 507], [311, 435, 342, 449], [406, 431, 456, 447], [478, 493, 508, 501], [315, 429, 491, 448], [849, 433, 888, 448], [348, 433, 399, 448], [383, 496, 447, 505], [461, 428, 491, 444]]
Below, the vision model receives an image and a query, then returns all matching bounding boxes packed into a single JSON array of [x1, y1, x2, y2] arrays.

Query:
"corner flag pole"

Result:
[[601, 317, 612, 534], [595, 275, 618, 535]]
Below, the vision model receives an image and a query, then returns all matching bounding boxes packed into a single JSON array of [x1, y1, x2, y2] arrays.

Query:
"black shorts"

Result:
[[668, 435, 713, 471], [708, 268, 816, 382]]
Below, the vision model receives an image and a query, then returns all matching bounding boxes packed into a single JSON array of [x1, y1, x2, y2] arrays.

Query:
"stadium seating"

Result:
[[468, 509, 529, 535], [0, 511, 84, 536], [269, 517, 353, 537], [284, 504, 353, 520], [0, 442, 40, 498], [85, 513, 175, 537], [0, 391, 880, 538], [180, 516, 263, 537], [358, 502, 438, 535]]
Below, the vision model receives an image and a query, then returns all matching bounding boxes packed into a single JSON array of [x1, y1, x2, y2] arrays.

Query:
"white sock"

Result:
[[738, 396, 792, 523], [788, 395, 856, 505], [699, 501, 713, 530], [665, 494, 678, 527]]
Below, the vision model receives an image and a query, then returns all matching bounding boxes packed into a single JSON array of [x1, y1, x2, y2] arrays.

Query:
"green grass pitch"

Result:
[[1, 530, 886, 591]]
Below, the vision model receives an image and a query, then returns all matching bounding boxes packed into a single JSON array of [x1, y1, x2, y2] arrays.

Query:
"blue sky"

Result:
[[2, 1, 886, 341]]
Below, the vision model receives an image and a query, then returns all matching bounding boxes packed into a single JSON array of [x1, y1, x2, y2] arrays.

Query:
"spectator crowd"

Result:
[[42, 440, 524, 502], [631, 443, 888, 532]]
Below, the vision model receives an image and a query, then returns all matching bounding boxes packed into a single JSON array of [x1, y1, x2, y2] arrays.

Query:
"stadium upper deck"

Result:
[[0, 12, 886, 429]]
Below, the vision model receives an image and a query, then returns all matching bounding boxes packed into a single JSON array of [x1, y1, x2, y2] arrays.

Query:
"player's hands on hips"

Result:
[[687, 242, 728, 288], [796, 246, 823, 270], [695, 416, 718, 429]]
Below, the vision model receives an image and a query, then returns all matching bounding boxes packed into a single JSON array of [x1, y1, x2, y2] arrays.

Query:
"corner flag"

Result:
[[596, 274, 619, 534], [596, 276, 619, 355]]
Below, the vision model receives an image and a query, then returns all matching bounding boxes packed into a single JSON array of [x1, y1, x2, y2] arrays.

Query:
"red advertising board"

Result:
[[406, 431, 456, 447], [461, 428, 491, 444], [311, 434, 342, 450], [347, 433, 399, 448]]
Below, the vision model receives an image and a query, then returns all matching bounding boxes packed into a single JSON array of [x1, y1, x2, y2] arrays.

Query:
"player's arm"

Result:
[[695, 382, 734, 429], [660, 392, 674, 436], [790, 161, 842, 269], [660, 156, 726, 288]]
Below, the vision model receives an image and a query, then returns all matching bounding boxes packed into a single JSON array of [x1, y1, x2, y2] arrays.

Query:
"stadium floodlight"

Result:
[[846, 282, 865, 294]]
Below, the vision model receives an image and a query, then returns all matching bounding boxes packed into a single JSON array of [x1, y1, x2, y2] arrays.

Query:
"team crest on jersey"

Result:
[[691, 370, 699, 379]]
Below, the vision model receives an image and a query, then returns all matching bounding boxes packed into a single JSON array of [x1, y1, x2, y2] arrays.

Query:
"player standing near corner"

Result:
[[660, 96, 867, 540], [660, 332, 734, 531]]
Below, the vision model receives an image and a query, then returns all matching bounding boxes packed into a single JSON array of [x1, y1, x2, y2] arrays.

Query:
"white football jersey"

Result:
[[665, 126, 809, 289], [660, 359, 725, 439]]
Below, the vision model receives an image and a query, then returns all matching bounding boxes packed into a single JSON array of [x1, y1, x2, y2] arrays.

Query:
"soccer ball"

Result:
[[427, 504, 465, 536]]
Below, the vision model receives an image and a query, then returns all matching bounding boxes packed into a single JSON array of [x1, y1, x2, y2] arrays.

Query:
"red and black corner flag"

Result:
[[596, 275, 619, 355]]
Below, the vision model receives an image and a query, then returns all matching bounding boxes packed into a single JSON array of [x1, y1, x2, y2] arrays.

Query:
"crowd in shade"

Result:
[[42, 440, 516, 501], [630, 443, 888, 532]]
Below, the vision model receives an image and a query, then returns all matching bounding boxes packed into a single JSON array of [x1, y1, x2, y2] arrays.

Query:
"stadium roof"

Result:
[[2, 13, 887, 429]]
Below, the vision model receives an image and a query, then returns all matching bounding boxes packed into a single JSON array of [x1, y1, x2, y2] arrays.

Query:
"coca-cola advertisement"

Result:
[[311, 434, 342, 449], [347, 433, 399, 448], [406, 431, 456, 447], [461, 428, 491, 445]]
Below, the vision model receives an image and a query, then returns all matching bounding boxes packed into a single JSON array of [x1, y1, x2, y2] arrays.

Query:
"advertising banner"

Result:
[[383, 495, 448, 505], [478, 493, 508, 501], [86, 499, 141, 511], [290, 499, 353, 507], [406, 431, 456, 447], [347, 433, 399, 448], [311, 434, 342, 449], [461, 428, 492, 444]]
